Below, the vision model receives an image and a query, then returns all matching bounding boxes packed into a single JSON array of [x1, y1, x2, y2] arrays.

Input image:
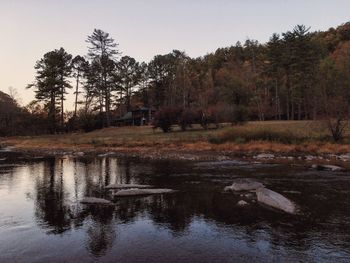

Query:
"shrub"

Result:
[[70, 111, 103, 132], [208, 135, 224, 144], [210, 128, 302, 144], [234, 137, 246, 144], [179, 108, 204, 131], [230, 105, 249, 125], [153, 107, 181, 132]]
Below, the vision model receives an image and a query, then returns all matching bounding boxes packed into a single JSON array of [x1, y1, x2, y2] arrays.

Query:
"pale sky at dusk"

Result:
[[1, 0, 350, 108]]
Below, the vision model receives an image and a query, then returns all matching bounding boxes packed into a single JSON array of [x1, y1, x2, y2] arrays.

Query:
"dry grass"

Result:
[[3, 125, 220, 148], [214, 121, 335, 144], [3, 121, 350, 155]]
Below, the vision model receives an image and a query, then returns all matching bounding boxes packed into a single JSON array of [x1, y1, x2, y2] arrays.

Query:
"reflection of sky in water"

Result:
[[0, 155, 350, 262]]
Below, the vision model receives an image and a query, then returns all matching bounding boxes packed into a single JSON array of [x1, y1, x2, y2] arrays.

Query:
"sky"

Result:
[[1, 0, 350, 109]]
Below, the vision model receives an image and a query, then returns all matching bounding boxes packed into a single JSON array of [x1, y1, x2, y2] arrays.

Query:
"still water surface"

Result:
[[0, 151, 350, 262]]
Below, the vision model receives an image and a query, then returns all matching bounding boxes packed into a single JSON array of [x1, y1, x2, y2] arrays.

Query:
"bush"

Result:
[[153, 105, 230, 133], [230, 105, 249, 125], [179, 108, 204, 131], [153, 107, 181, 132], [234, 137, 246, 144], [201, 106, 222, 129], [210, 128, 302, 144], [208, 135, 224, 144], [66, 111, 104, 132]]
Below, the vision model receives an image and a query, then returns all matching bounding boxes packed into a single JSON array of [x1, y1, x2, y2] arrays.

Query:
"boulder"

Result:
[[80, 197, 113, 205], [244, 193, 255, 199], [224, 178, 264, 192], [339, 154, 350, 161], [237, 200, 249, 206], [305, 155, 316, 161], [113, 188, 176, 197], [311, 164, 344, 172], [256, 188, 296, 214], [106, 184, 153, 190], [98, 152, 115, 157], [254, 153, 275, 159]]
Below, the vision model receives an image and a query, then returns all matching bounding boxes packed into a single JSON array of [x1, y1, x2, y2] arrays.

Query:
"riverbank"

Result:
[[2, 121, 350, 163]]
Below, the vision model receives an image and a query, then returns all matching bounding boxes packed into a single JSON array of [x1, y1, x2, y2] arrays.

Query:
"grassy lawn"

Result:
[[9, 124, 222, 148], [4, 121, 350, 155], [212, 121, 338, 144]]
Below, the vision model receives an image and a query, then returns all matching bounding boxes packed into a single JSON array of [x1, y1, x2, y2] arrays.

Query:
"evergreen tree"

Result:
[[86, 29, 119, 126], [116, 56, 142, 112], [71, 55, 88, 117], [28, 48, 72, 133]]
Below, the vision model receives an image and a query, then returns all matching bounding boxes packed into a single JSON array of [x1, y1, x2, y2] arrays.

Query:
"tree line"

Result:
[[1, 22, 350, 137]]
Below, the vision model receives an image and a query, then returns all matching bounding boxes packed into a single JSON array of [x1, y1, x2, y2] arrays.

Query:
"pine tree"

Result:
[[86, 29, 119, 126], [28, 48, 72, 133]]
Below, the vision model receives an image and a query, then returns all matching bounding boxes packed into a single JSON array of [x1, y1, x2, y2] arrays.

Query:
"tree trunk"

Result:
[[61, 86, 64, 132], [126, 84, 131, 112], [286, 72, 291, 120], [105, 91, 110, 127], [298, 102, 301, 120], [74, 73, 79, 117], [50, 91, 56, 134]]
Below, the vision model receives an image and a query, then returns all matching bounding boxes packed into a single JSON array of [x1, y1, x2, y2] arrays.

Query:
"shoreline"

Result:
[[2, 122, 350, 163], [3, 140, 350, 166]]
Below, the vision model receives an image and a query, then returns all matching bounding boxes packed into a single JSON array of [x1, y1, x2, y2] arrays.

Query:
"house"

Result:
[[114, 107, 154, 126]]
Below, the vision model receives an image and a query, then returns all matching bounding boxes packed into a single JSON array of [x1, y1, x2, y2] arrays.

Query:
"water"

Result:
[[1, 151, 350, 262]]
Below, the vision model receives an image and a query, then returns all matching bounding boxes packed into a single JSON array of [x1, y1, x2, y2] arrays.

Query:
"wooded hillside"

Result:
[[2, 22, 350, 136]]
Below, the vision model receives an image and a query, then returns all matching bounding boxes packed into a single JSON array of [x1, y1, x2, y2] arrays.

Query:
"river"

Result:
[[0, 150, 350, 262]]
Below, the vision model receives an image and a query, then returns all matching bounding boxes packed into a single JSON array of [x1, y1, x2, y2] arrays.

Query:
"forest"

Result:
[[1, 22, 350, 140]]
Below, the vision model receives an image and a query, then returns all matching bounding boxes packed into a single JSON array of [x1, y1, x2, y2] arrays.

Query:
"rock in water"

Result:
[[311, 164, 344, 172], [80, 197, 112, 205], [254, 153, 275, 159], [256, 188, 296, 214], [237, 200, 249, 206], [106, 184, 153, 190], [113, 188, 176, 197], [339, 154, 350, 161], [98, 152, 116, 157], [224, 178, 264, 192]]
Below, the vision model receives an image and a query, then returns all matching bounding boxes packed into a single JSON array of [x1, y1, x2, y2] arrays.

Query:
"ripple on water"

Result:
[[0, 155, 350, 262]]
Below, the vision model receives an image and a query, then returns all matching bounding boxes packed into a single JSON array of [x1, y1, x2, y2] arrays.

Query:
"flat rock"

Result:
[[256, 188, 296, 214], [98, 152, 115, 157], [224, 178, 265, 192], [338, 154, 350, 161], [237, 200, 249, 206], [254, 153, 274, 159], [106, 184, 153, 190], [113, 188, 176, 197], [305, 155, 316, 161], [80, 197, 112, 205], [311, 164, 344, 171], [244, 193, 255, 199]]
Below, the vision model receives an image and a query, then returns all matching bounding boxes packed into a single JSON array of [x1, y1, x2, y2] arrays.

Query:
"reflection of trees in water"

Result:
[[32, 156, 350, 258], [83, 158, 107, 198], [84, 206, 116, 257], [34, 158, 71, 234], [79, 158, 143, 197], [112, 194, 193, 235], [34, 157, 117, 256]]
